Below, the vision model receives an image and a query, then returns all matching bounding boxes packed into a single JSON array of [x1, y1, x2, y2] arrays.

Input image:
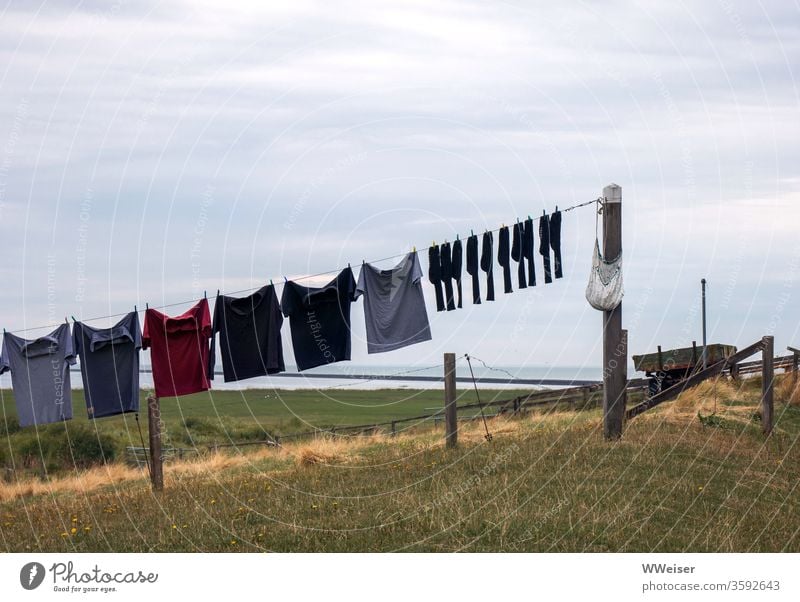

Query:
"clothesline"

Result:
[[3, 197, 601, 336]]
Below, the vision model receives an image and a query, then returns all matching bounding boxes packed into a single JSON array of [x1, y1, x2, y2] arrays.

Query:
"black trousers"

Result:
[[481, 231, 495, 301], [466, 234, 481, 304], [498, 226, 512, 293], [549, 210, 563, 279], [428, 245, 445, 311]]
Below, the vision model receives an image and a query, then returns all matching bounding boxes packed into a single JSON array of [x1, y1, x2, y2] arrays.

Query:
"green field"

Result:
[[1, 376, 798, 552], [0, 387, 540, 474]]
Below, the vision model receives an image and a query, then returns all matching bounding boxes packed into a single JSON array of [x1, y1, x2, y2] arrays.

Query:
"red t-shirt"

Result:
[[142, 299, 212, 398]]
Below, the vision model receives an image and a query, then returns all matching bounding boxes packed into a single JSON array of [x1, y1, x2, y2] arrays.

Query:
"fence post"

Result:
[[147, 394, 164, 491], [789, 346, 799, 386], [761, 336, 774, 436], [602, 183, 626, 439], [444, 352, 457, 448]]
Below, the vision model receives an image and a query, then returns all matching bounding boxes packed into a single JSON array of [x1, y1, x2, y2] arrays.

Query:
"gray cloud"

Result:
[[0, 0, 797, 371]]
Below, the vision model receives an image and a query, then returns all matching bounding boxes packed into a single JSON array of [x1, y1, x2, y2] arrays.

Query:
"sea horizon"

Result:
[[0, 362, 604, 391]]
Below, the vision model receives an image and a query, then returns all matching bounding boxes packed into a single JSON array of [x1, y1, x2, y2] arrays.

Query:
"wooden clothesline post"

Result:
[[444, 353, 458, 448], [602, 183, 627, 440], [788, 346, 800, 387], [147, 393, 164, 491], [761, 336, 774, 436]]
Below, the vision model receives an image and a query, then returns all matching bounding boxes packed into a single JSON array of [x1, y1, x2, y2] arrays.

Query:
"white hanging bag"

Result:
[[585, 202, 623, 311]]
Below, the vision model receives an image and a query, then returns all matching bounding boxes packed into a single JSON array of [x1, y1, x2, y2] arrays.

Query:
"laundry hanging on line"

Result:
[[466, 233, 481, 304], [209, 285, 285, 382], [281, 267, 357, 371], [523, 217, 537, 286], [440, 241, 456, 311], [511, 220, 527, 289], [73, 312, 142, 419], [498, 225, 513, 294], [550, 208, 563, 279], [427, 244, 445, 312], [539, 213, 552, 284], [143, 298, 212, 398], [355, 251, 432, 354], [0, 324, 76, 427], [0, 201, 578, 419], [481, 230, 495, 301], [452, 238, 463, 309]]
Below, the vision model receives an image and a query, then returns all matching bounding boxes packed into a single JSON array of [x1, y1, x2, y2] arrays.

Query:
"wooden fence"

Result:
[[139, 341, 793, 490], [625, 336, 779, 437]]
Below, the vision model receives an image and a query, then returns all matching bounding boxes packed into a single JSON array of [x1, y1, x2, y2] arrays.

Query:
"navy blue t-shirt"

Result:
[[281, 268, 357, 371], [73, 312, 141, 419], [209, 285, 285, 382]]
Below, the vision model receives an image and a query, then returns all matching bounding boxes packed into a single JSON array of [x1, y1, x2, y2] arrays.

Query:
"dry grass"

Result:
[[776, 373, 800, 406], [0, 379, 790, 505], [1, 383, 798, 552], [293, 437, 364, 467], [0, 463, 141, 503], [0, 411, 576, 502]]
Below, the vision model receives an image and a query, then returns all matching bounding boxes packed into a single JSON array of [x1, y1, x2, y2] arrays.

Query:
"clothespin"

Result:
[[432, 241, 436, 247], [471, 229, 474, 237], [204, 290, 207, 299], [528, 215, 531, 220], [216, 289, 220, 297], [347, 262, 351, 269], [362, 259, 365, 265], [145, 302, 149, 310], [455, 234, 459, 241], [270, 279, 273, 286], [555, 205, 558, 211], [134, 305, 137, 314], [71, 316, 76, 323], [412, 246, 416, 252], [542, 209, 546, 216], [64, 316, 68, 324], [284, 276, 288, 283]]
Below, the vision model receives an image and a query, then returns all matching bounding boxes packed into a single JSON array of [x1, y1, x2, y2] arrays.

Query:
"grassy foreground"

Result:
[[0, 387, 537, 475], [1, 376, 799, 552]]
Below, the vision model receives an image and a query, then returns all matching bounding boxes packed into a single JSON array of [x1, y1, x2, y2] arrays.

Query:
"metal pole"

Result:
[[701, 278, 708, 369]]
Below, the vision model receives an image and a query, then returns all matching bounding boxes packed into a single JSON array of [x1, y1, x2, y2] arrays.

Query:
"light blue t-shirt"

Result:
[[0, 324, 76, 427]]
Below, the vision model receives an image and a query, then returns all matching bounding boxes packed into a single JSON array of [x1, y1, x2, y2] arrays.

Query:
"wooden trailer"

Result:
[[632, 343, 737, 396]]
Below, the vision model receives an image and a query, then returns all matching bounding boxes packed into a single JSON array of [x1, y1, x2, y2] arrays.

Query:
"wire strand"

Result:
[[3, 198, 599, 336], [459, 353, 525, 383], [464, 354, 493, 442]]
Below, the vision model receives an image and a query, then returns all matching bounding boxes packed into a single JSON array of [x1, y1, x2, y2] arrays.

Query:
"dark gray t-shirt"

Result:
[[0, 324, 76, 427], [73, 312, 142, 419], [355, 252, 432, 354]]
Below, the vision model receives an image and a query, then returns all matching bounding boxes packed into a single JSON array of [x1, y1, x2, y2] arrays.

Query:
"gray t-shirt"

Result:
[[0, 323, 76, 427], [355, 252, 432, 354]]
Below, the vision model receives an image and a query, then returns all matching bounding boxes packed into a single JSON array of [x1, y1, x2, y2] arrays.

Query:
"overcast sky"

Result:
[[0, 0, 798, 374]]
